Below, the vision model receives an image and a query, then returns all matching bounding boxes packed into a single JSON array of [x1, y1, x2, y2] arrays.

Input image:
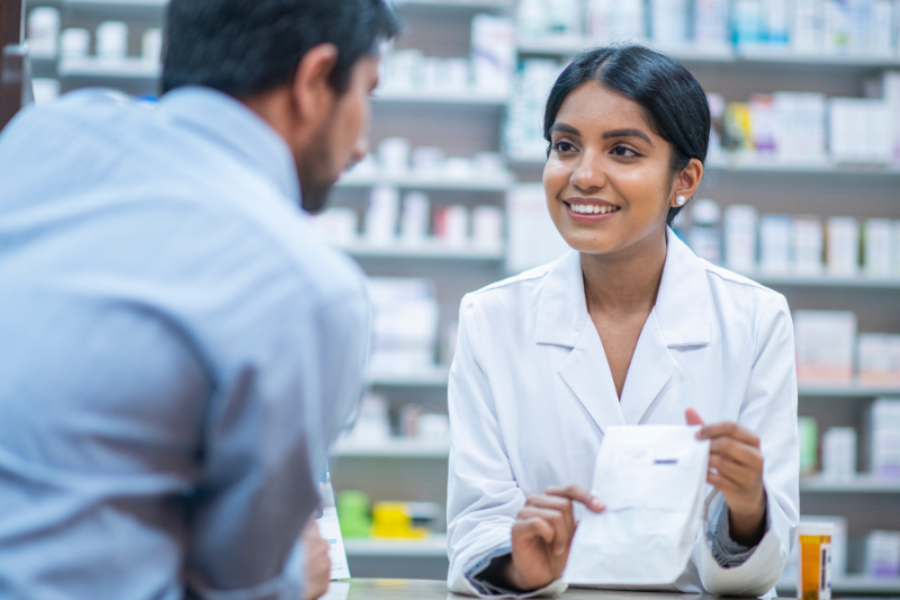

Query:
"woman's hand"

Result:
[[686, 408, 767, 547], [505, 485, 605, 592]]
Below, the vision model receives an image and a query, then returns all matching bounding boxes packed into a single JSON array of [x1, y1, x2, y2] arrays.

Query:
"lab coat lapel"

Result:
[[536, 251, 625, 433], [620, 228, 713, 424]]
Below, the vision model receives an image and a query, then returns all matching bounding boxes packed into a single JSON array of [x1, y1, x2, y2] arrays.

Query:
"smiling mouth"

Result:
[[564, 201, 621, 215]]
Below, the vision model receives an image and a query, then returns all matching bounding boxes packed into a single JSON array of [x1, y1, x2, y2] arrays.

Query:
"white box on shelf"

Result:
[[724, 204, 758, 273], [792, 0, 825, 54], [471, 14, 514, 96], [587, 0, 647, 44], [869, 398, 900, 478], [794, 310, 857, 384], [865, 219, 894, 278], [694, 0, 731, 50], [471, 206, 504, 250], [822, 427, 857, 481], [650, 0, 689, 47], [827, 216, 860, 277], [830, 99, 892, 164], [794, 216, 824, 276], [773, 92, 828, 163], [365, 186, 400, 244], [314, 208, 358, 245], [27, 7, 60, 59], [367, 278, 440, 377], [60, 28, 90, 60], [142, 28, 163, 64], [399, 192, 430, 246], [96, 21, 129, 62], [434, 205, 469, 248], [506, 184, 569, 273], [759, 214, 793, 275], [865, 530, 900, 579], [858, 334, 900, 385], [379, 137, 411, 177]]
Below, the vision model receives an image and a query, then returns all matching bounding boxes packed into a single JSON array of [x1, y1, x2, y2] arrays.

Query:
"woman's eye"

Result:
[[612, 145, 640, 158], [553, 141, 577, 153]]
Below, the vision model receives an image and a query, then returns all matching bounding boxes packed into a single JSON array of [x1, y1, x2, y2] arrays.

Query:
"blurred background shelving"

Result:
[[22, 0, 900, 588]]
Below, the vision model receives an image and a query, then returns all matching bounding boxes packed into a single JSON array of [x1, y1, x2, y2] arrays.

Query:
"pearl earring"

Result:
[[675, 195, 687, 206]]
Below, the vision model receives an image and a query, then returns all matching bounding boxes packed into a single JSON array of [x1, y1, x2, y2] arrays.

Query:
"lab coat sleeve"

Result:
[[697, 294, 799, 597], [446, 294, 567, 598]]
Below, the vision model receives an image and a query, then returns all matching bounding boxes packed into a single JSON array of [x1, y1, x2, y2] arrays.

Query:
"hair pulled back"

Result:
[[543, 45, 710, 224]]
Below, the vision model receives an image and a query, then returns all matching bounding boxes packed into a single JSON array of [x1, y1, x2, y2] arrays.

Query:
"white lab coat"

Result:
[[447, 229, 799, 598]]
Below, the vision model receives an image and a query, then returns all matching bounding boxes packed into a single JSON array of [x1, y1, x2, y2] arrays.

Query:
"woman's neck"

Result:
[[581, 227, 668, 317]]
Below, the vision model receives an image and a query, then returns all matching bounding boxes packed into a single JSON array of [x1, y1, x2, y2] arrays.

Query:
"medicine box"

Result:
[[794, 310, 857, 383]]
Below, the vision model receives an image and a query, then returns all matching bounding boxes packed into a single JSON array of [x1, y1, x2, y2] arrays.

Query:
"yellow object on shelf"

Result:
[[797, 522, 834, 600], [372, 502, 430, 539]]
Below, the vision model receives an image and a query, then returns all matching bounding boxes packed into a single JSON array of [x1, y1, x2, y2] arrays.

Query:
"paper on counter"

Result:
[[564, 425, 710, 587]]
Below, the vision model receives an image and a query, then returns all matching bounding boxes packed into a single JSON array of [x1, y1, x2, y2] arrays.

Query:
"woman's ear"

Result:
[[670, 158, 704, 207]]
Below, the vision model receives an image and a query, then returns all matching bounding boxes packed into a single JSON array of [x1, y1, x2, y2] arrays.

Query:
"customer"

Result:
[[0, 1, 399, 599]]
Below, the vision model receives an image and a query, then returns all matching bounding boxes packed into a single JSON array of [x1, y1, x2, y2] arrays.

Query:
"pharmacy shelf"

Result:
[[799, 383, 900, 398], [337, 240, 504, 261], [748, 273, 900, 290], [776, 575, 900, 595], [800, 476, 900, 493], [516, 38, 900, 70], [366, 368, 450, 388], [373, 89, 508, 106], [331, 439, 450, 459], [58, 57, 160, 80], [336, 173, 511, 192], [393, 0, 511, 8], [344, 534, 448, 558]]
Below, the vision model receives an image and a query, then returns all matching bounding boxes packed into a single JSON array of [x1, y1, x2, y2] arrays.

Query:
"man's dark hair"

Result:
[[162, 0, 401, 97], [544, 45, 710, 225]]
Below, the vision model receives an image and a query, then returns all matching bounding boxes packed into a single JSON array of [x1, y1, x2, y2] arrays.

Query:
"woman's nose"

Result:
[[571, 152, 606, 193]]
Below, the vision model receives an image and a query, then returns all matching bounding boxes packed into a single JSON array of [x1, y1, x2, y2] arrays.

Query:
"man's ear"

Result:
[[290, 43, 340, 125]]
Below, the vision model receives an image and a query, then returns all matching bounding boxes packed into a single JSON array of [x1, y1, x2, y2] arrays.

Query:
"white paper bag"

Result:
[[564, 425, 710, 587]]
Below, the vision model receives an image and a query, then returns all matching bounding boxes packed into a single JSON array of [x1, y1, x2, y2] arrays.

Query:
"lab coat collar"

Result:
[[536, 227, 711, 429], [534, 227, 711, 349]]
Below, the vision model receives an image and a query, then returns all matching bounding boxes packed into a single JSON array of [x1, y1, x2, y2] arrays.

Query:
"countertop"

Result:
[[324, 579, 723, 600]]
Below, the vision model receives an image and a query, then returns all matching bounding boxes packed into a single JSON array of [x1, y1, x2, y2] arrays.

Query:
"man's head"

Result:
[[162, 0, 401, 213]]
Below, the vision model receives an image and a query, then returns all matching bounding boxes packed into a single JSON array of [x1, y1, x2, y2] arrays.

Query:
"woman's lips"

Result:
[[563, 199, 621, 222]]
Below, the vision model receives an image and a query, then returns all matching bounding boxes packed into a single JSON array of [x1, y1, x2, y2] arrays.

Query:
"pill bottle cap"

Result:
[[797, 522, 835, 537]]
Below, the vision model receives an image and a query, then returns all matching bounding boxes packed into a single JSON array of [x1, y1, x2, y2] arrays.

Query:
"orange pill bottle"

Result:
[[797, 522, 834, 600]]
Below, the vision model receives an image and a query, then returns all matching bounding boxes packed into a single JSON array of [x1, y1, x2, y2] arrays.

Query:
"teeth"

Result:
[[570, 204, 619, 214]]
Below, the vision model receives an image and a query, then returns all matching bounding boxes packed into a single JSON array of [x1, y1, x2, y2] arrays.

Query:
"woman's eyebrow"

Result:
[[549, 123, 580, 136], [602, 128, 654, 147]]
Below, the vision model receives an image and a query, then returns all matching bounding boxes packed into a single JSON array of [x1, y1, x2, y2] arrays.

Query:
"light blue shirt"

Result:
[[0, 87, 369, 600]]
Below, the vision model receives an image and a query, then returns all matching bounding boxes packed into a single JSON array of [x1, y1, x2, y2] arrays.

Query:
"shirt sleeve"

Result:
[[184, 285, 369, 600], [446, 295, 567, 599], [707, 493, 770, 568], [696, 294, 799, 597]]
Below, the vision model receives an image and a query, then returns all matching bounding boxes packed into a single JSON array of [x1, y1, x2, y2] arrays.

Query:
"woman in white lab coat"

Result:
[[447, 45, 799, 598]]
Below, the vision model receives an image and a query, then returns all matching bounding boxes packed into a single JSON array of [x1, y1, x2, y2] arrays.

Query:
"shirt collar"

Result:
[[158, 86, 302, 209], [535, 227, 712, 348]]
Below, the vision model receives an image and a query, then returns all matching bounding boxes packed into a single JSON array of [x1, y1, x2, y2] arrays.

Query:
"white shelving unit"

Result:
[[332, 439, 450, 459], [344, 534, 448, 558], [800, 476, 900, 494], [365, 368, 451, 388], [336, 173, 512, 192], [776, 575, 900, 595], [58, 57, 160, 79]]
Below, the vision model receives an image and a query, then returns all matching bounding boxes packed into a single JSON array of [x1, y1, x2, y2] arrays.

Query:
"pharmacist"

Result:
[[447, 46, 799, 598]]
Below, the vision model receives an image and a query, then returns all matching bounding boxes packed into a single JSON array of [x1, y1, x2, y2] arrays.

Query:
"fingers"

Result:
[[696, 421, 760, 448], [525, 495, 576, 534], [709, 437, 764, 472], [685, 408, 705, 426], [544, 484, 605, 512], [708, 453, 761, 489], [512, 514, 556, 549], [517, 506, 570, 556]]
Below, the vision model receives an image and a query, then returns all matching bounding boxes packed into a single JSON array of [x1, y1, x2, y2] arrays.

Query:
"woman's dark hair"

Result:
[[543, 45, 710, 224], [162, 0, 401, 98]]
